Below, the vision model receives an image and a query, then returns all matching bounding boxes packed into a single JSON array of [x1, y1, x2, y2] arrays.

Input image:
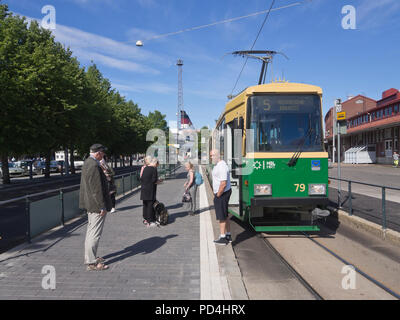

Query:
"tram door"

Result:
[[225, 119, 242, 216]]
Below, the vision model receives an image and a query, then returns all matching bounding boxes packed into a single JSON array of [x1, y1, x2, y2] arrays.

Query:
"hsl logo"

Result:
[[311, 160, 321, 171]]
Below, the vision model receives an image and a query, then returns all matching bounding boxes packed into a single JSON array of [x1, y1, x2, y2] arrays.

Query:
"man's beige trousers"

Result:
[[84, 212, 106, 264]]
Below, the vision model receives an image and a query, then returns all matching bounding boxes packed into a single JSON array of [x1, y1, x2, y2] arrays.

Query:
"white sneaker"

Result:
[[148, 222, 157, 227], [111, 208, 116, 213]]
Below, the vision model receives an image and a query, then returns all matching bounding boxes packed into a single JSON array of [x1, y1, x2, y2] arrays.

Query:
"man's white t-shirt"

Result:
[[212, 160, 231, 194]]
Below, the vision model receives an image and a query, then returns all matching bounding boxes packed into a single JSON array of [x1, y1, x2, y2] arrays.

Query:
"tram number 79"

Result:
[[294, 183, 306, 192]]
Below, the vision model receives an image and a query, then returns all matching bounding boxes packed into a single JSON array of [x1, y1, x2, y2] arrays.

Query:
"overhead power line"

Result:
[[230, 0, 276, 97], [132, 1, 304, 45]]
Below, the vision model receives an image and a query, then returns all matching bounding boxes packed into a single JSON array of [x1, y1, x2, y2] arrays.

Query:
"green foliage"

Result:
[[0, 5, 168, 177]]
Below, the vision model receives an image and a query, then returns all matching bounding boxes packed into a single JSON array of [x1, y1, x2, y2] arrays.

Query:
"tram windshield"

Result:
[[248, 94, 323, 152]]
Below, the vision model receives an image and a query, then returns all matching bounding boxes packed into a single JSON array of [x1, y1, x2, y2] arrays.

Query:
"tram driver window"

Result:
[[249, 94, 323, 152]]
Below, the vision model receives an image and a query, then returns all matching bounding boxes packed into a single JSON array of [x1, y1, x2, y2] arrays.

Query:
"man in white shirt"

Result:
[[210, 149, 232, 245]]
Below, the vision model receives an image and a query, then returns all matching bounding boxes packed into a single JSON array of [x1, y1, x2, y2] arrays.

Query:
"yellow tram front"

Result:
[[211, 82, 329, 232]]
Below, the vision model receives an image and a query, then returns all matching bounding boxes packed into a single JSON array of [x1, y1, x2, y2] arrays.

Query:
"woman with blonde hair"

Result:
[[140, 155, 152, 178], [140, 157, 162, 227], [184, 161, 197, 216]]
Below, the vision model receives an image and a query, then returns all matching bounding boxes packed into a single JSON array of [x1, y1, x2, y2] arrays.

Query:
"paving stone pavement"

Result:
[[0, 169, 201, 300]]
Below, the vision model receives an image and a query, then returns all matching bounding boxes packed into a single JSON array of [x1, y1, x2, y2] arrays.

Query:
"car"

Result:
[[14, 160, 39, 176], [34, 160, 59, 174], [56, 159, 84, 172], [0, 162, 25, 178], [72, 158, 84, 170], [56, 160, 65, 172]]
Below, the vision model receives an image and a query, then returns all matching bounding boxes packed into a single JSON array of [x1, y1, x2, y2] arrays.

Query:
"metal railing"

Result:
[[0, 164, 178, 247], [329, 176, 400, 231]]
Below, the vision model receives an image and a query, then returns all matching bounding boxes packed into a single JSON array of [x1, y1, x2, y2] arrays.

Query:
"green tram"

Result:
[[207, 82, 329, 232]]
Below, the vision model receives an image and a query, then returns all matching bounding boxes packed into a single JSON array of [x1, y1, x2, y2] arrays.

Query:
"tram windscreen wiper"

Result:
[[287, 127, 313, 167]]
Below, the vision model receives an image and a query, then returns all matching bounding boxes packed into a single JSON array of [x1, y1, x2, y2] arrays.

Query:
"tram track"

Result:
[[300, 231, 400, 300], [260, 230, 400, 300], [261, 236, 324, 300]]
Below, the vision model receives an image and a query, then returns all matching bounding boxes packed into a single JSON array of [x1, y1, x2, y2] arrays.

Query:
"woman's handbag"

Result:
[[182, 191, 192, 203]]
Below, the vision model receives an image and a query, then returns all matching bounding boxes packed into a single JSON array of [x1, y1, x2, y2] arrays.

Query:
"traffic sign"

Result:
[[337, 111, 346, 120], [335, 99, 342, 112]]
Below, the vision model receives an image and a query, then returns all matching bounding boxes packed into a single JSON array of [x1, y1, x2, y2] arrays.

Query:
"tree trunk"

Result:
[[45, 151, 51, 178], [129, 155, 133, 167], [70, 147, 76, 174], [0, 154, 10, 184]]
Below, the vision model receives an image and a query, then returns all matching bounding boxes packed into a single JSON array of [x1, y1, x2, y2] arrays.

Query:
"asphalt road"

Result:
[[329, 163, 400, 188], [0, 166, 140, 201]]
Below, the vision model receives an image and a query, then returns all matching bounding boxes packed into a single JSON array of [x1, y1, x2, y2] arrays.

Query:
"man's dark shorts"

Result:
[[213, 189, 232, 221]]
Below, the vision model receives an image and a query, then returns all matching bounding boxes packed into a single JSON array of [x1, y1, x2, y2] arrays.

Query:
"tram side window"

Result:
[[219, 126, 225, 161]]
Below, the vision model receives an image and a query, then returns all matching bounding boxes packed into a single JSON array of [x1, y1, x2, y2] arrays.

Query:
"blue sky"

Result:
[[5, 0, 400, 129]]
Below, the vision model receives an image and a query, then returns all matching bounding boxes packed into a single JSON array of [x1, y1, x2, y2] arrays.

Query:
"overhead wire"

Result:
[[128, 1, 304, 44], [229, 0, 276, 97]]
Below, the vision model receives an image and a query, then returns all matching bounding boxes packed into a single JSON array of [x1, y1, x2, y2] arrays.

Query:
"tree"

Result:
[[0, 3, 164, 182], [0, 5, 35, 183]]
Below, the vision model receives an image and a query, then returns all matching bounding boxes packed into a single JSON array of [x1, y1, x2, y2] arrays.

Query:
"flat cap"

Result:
[[90, 144, 107, 153]]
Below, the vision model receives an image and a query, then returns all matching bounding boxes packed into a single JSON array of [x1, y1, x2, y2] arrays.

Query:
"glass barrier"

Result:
[[64, 189, 81, 220], [30, 194, 62, 238], [2, 166, 178, 249]]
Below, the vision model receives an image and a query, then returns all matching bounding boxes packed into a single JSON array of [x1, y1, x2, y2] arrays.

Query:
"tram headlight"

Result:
[[308, 184, 326, 195], [254, 184, 272, 196]]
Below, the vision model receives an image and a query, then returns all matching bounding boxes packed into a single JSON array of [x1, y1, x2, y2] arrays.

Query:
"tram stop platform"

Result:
[[0, 166, 247, 300]]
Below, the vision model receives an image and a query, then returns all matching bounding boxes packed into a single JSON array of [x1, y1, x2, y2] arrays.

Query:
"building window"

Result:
[[389, 106, 392, 115], [395, 105, 399, 113]]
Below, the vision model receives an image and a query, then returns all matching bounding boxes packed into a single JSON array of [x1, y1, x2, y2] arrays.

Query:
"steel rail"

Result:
[[302, 232, 400, 300], [262, 236, 324, 300]]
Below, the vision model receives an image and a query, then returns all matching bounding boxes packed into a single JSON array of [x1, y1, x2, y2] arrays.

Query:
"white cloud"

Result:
[[18, 13, 170, 74], [357, 0, 400, 29], [53, 24, 169, 66], [113, 82, 176, 94], [136, 0, 158, 8], [73, 49, 160, 74], [70, 0, 114, 6]]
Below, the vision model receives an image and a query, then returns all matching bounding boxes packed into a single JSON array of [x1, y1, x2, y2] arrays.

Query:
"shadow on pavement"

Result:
[[116, 204, 142, 212], [104, 234, 178, 265], [167, 205, 214, 224], [0, 216, 87, 263], [174, 172, 188, 180], [166, 203, 183, 210]]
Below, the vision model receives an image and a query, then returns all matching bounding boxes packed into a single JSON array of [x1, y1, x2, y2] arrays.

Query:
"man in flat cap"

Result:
[[79, 144, 112, 271]]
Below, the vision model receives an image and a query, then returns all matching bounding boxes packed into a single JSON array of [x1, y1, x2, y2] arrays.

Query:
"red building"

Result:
[[325, 88, 400, 164]]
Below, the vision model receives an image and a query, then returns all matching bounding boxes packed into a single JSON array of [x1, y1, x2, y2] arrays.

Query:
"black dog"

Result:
[[153, 200, 169, 225]]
